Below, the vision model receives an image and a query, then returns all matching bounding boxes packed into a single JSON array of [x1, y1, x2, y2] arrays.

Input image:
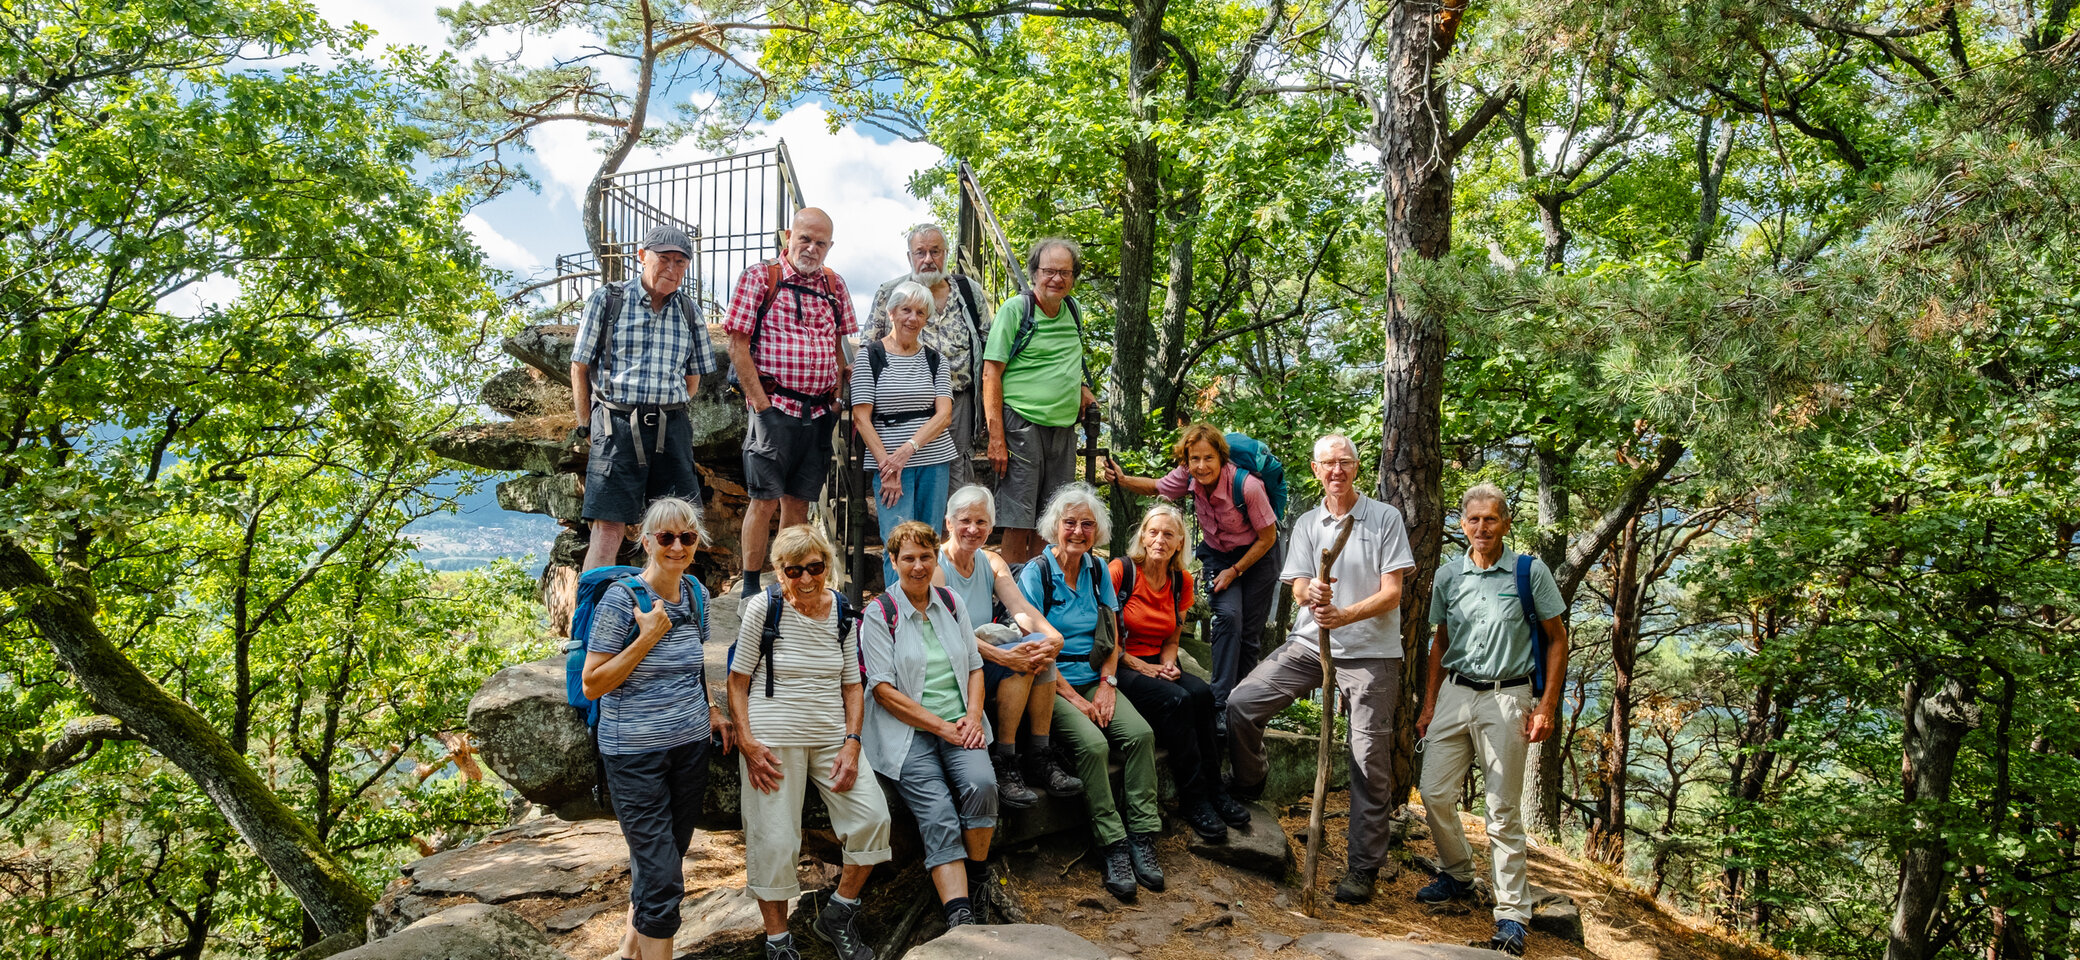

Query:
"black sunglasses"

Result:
[[651, 530, 699, 546], [783, 560, 828, 579]]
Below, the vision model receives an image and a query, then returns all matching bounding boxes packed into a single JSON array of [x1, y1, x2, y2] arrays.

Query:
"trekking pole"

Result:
[[1301, 514, 1356, 917]]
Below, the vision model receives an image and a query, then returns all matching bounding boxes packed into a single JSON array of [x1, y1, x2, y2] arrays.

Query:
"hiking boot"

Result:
[[1026, 747, 1084, 798], [812, 896, 875, 960], [992, 751, 1039, 809], [1488, 918, 1528, 956], [763, 935, 803, 960], [942, 902, 976, 930], [966, 861, 994, 923], [1126, 831, 1166, 892], [1416, 871, 1475, 904], [1099, 840, 1138, 901], [1211, 790, 1253, 828], [1180, 795, 1227, 843], [1333, 866, 1379, 904]]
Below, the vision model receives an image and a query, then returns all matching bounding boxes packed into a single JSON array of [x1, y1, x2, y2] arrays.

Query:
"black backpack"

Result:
[[862, 342, 944, 427], [591, 280, 702, 378], [729, 583, 860, 697]]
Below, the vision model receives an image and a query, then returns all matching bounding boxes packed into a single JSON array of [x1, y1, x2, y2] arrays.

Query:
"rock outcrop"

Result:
[[904, 924, 1110, 960], [341, 903, 574, 960], [1289, 932, 1509, 959], [1186, 800, 1291, 878]]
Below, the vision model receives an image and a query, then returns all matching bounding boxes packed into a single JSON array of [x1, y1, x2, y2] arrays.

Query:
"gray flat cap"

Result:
[[639, 225, 694, 256]]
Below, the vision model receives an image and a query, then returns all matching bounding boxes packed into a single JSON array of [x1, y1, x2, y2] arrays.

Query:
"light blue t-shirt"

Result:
[[1016, 548, 1118, 688], [586, 576, 711, 756]]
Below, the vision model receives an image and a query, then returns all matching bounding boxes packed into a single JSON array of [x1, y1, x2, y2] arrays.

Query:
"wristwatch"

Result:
[[1100, 674, 1117, 688], [843, 733, 863, 745]]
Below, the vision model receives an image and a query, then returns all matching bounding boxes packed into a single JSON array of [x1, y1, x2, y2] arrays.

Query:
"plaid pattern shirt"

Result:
[[865, 274, 994, 393], [570, 278, 719, 407], [723, 259, 858, 418]]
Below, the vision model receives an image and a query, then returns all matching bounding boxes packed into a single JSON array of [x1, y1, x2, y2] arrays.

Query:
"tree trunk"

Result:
[[0, 539, 375, 936], [1588, 516, 1640, 865], [1372, 0, 1467, 814], [1109, 0, 1169, 454], [584, 3, 659, 278], [1152, 186, 1201, 425], [1527, 441, 1574, 838], [1887, 672, 1977, 960]]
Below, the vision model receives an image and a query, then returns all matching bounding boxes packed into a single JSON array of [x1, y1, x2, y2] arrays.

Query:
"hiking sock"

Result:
[[942, 896, 972, 924], [742, 569, 763, 597], [830, 892, 860, 910], [990, 741, 1017, 760]]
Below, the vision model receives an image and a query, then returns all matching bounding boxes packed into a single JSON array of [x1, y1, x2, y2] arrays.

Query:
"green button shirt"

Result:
[[1428, 552, 1566, 682]]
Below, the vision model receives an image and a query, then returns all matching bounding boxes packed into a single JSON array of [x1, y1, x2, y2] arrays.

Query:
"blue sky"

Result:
[[313, 0, 947, 314]]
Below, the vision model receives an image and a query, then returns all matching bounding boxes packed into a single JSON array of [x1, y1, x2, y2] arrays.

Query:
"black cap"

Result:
[[639, 225, 694, 257]]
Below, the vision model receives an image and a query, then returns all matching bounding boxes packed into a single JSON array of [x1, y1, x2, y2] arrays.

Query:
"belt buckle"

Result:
[[641, 410, 660, 427]]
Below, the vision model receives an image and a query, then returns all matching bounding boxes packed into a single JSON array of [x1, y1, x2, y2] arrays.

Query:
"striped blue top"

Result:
[[587, 576, 711, 756]]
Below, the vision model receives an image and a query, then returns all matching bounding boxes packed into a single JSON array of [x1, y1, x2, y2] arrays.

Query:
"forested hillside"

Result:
[[2, 0, 2074, 958]]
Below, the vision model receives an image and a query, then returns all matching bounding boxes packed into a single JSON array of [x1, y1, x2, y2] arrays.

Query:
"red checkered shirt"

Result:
[[723, 259, 858, 418]]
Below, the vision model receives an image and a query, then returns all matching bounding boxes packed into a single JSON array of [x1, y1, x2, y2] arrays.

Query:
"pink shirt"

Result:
[[723, 259, 858, 418], [1154, 462, 1276, 553]]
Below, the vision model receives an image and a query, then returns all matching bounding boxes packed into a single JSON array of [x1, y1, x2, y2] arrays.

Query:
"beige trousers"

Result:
[[739, 743, 893, 901], [1417, 678, 1534, 922]]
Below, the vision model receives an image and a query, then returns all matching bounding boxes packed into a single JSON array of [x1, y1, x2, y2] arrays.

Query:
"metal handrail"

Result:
[[957, 160, 1030, 301]]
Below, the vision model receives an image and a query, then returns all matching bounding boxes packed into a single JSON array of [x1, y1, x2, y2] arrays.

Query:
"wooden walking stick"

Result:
[[1300, 514, 1356, 917]]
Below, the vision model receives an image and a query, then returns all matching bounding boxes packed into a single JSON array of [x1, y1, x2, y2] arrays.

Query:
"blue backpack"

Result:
[[1514, 554, 1553, 697], [1223, 432, 1289, 521], [564, 565, 704, 727]]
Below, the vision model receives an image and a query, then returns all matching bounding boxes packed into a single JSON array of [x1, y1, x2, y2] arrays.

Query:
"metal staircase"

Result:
[[548, 145, 1034, 601]]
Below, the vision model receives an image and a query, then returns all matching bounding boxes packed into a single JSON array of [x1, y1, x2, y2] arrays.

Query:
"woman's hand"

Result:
[[883, 439, 914, 474], [632, 601, 671, 641], [1092, 683, 1117, 726], [947, 715, 986, 750], [710, 716, 737, 754], [1014, 642, 1052, 675], [1125, 655, 1162, 679], [830, 739, 861, 792], [879, 469, 904, 507], [1157, 656, 1182, 682], [742, 739, 784, 793], [1211, 567, 1239, 594]]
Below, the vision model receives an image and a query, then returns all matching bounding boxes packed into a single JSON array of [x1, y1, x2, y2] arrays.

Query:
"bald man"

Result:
[[725, 208, 858, 596]]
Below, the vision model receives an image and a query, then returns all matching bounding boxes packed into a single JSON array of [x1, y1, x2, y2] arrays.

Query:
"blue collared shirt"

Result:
[[1016, 548, 1119, 688]]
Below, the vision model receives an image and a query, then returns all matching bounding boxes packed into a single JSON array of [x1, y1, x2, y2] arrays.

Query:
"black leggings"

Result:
[[603, 738, 711, 939], [1115, 668, 1221, 800]]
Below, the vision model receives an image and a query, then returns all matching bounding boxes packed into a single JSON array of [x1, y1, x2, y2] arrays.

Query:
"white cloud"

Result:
[[158, 273, 241, 318], [309, 0, 444, 54], [465, 214, 543, 273]]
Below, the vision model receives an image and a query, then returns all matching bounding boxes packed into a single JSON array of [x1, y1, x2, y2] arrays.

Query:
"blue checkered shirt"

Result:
[[571, 279, 719, 406]]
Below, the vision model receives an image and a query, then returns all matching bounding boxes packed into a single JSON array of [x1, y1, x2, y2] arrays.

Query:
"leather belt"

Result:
[[1451, 672, 1530, 692]]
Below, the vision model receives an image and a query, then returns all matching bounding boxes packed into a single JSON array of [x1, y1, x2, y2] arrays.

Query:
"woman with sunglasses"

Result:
[[579, 497, 722, 960], [730, 524, 891, 960], [861, 521, 997, 930], [1016, 484, 1162, 902]]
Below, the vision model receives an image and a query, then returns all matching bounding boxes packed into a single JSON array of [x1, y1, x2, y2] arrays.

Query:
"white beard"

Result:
[[910, 270, 947, 286]]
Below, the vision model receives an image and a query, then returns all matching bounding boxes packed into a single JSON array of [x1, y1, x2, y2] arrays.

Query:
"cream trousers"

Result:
[[739, 743, 893, 901], [1417, 678, 1534, 922]]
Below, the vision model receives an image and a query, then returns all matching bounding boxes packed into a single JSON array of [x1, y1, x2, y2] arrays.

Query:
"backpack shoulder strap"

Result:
[[952, 275, 984, 336], [749, 259, 785, 357], [1170, 569, 1186, 631], [757, 583, 785, 697], [876, 592, 899, 636], [867, 341, 889, 385], [590, 282, 626, 376], [1231, 467, 1251, 511], [1515, 554, 1548, 694], [934, 586, 960, 622], [923, 344, 942, 382], [1116, 557, 1136, 601]]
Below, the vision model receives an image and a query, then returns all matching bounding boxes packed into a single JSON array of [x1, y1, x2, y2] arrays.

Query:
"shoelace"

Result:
[[1107, 843, 1134, 874]]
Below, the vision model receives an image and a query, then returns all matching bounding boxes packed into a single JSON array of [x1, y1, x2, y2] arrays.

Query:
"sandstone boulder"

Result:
[[1259, 728, 1350, 807], [482, 365, 576, 419], [431, 416, 582, 475], [505, 325, 579, 384], [468, 656, 598, 812], [342, 903, 572, 960], [904, 924, 1110, 960], [1528, 882, 1584, 943], [500, 472, 584, 521], [1186, 800, 1290, 878]]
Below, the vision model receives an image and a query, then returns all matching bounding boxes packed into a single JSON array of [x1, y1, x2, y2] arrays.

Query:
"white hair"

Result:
[[946, 484, 996, 527], [886, 280, 934, 317], [1461, 482, 1513, 519], [1313, 434, 1359, 462], [1037, 483, 1112, 546], [639, 496, 708, 543], [905, 223, 947, 246]]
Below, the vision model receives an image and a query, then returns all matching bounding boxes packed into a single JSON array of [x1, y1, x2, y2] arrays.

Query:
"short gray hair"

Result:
[[1460, 482, 1512, 519], [905, 223, 947, 246], [886, 280, 934, 317], [639, 496, 708, 544], [946, 484, 996, 527], [1312, 434, 1359, 463], [1037, 482, 1111, 546], [1026, 237, 1084, 277]]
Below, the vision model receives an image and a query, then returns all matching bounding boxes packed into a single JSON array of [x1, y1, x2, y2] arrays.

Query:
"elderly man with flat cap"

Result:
[[570, 225, 721, 571]]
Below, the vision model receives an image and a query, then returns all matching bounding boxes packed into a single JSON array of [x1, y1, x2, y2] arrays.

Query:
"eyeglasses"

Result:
[[782, 560, 828, 579], [1313, 458, 1361, 471], [651, 531, 699, 546], [1035, 267, 1074, 280]]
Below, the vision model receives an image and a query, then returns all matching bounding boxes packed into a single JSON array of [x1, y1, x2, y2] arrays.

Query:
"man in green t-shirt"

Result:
[[1414, 482, 1570, 956], [982, 237, 1097, 564]]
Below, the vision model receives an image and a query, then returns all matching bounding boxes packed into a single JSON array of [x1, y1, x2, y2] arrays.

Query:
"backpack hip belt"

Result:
[[759, 375, 838, 413], [595, 399, 689, 465]]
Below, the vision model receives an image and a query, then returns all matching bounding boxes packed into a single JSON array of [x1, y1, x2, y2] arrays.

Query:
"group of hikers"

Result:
[[563, 212, 1573, 960]]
